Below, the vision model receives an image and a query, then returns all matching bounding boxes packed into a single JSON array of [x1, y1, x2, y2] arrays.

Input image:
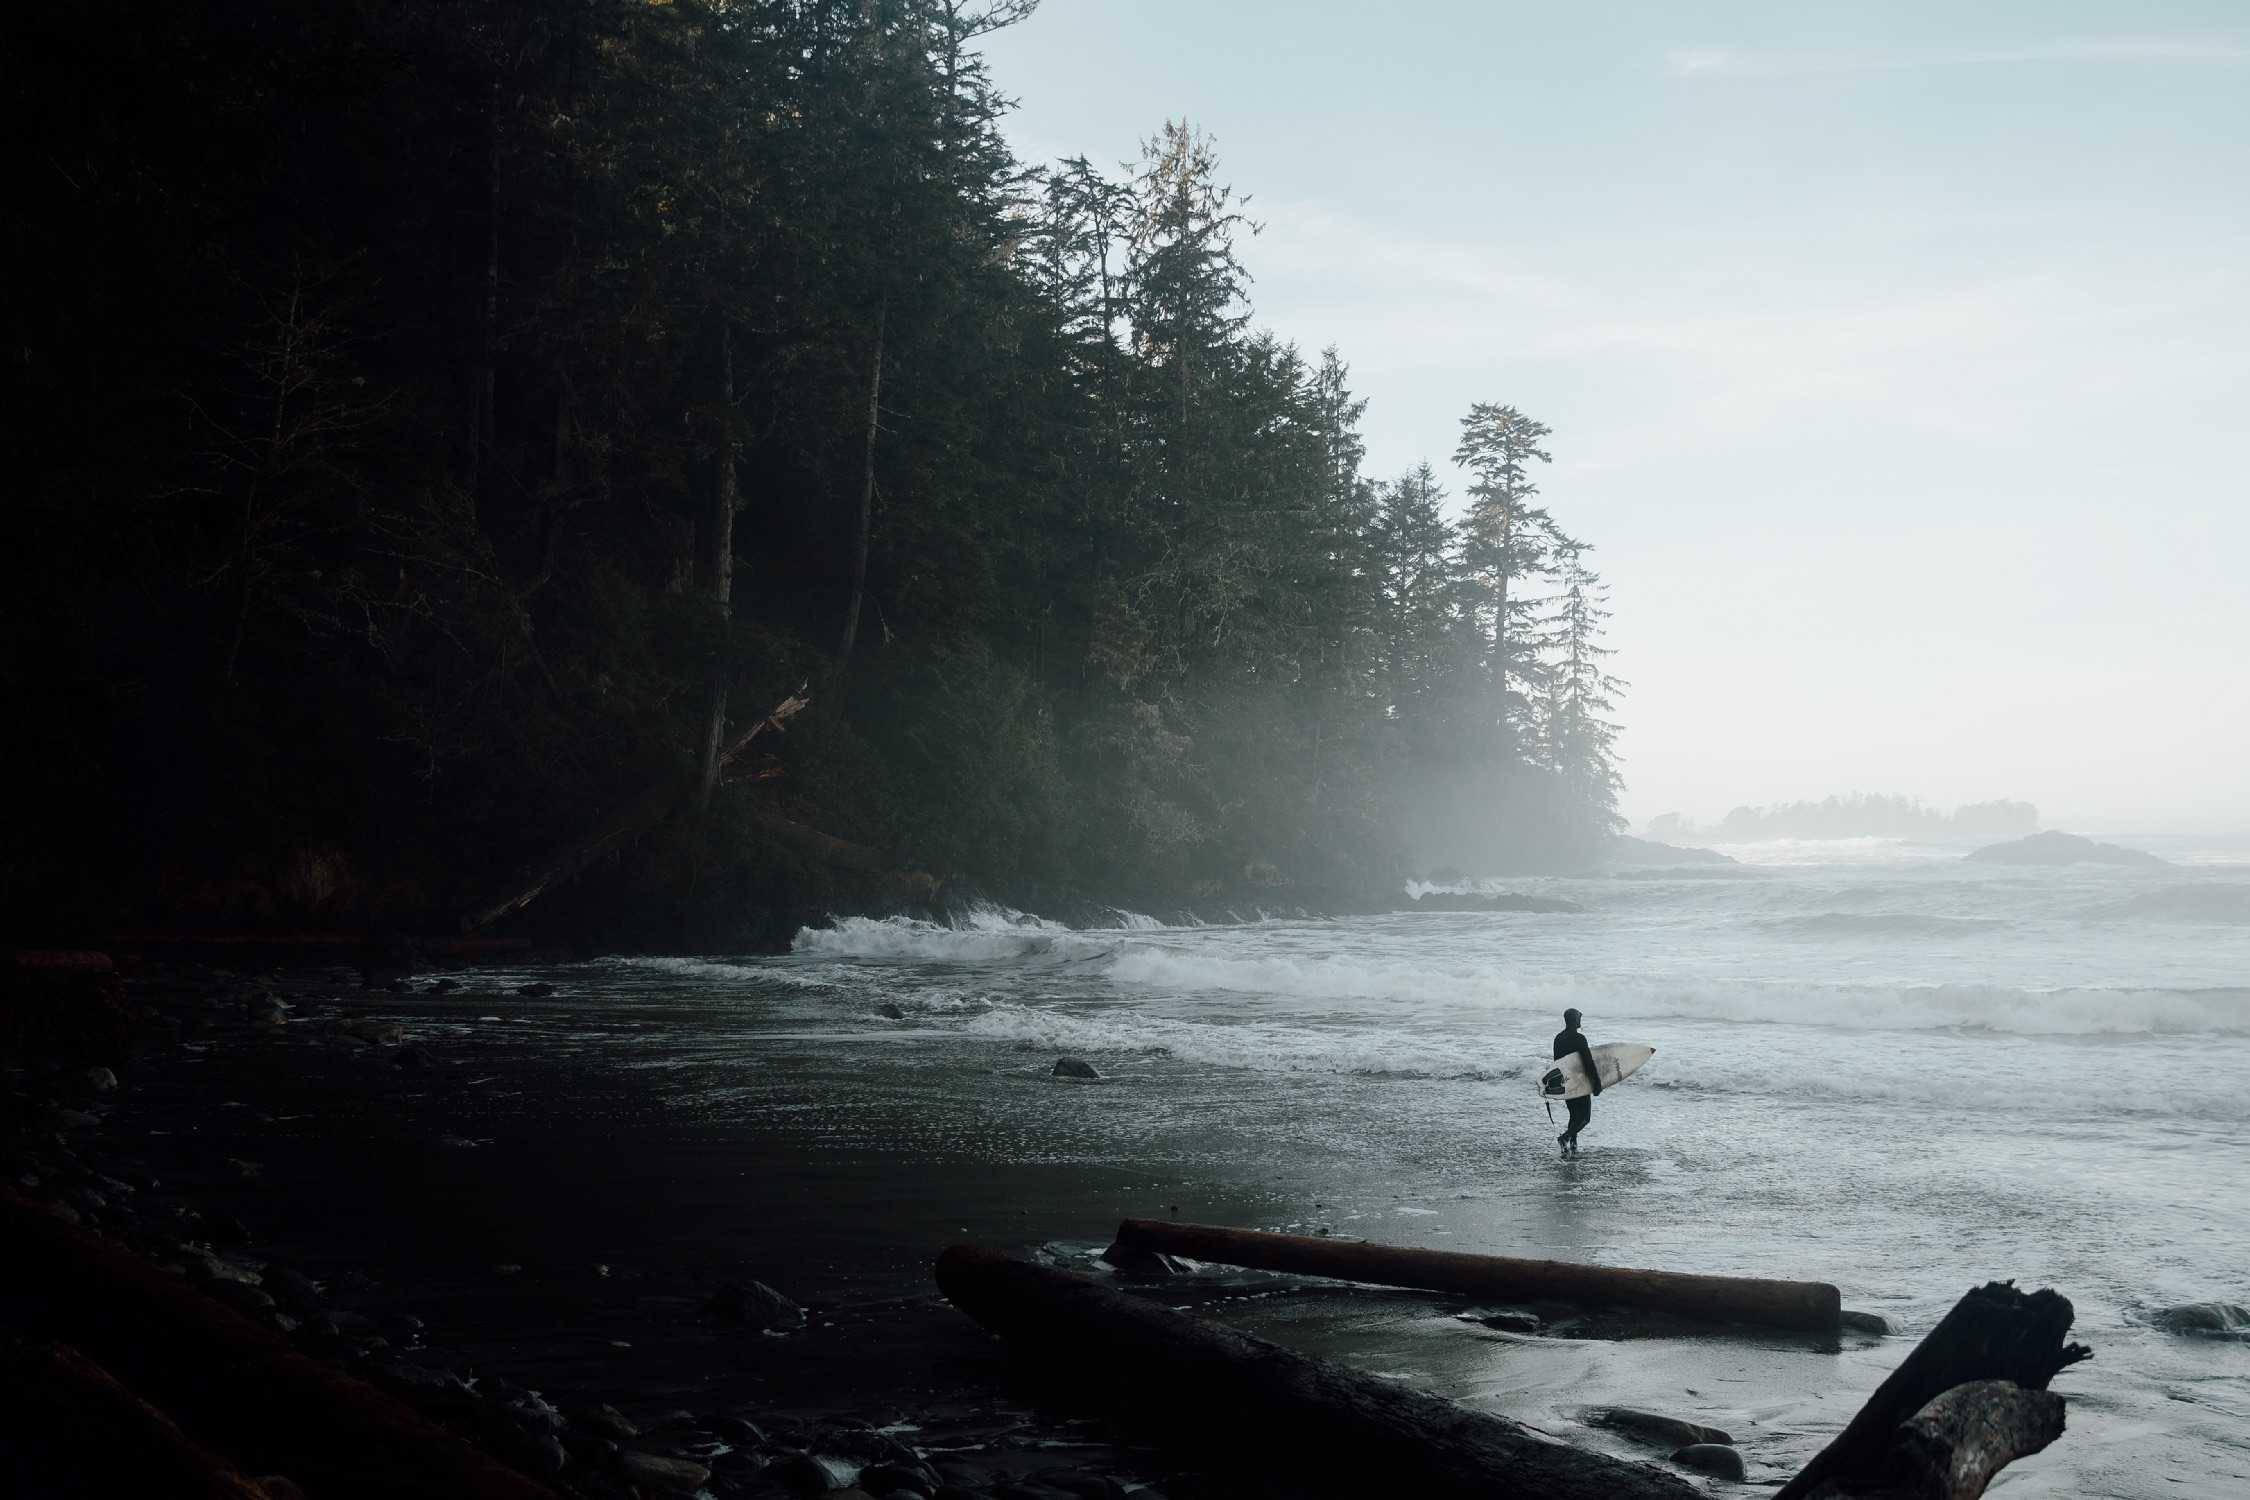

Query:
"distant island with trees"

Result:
[[1648, 795, 2040, 844]]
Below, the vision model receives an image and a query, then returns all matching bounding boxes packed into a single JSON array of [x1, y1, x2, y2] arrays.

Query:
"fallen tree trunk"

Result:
[[0, 1340, 280, 1499], [1108, 1218, 1842, 1332], [0, 1187, 556, 1500], [936, 1243, 1700, 1500], [745, 810, 897, 873], [1777, 1282, 2089, 1500], [458, 690, 810, 931]]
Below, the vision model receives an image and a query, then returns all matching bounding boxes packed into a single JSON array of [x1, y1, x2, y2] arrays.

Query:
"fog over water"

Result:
[[407, 837, 2250, 1497]]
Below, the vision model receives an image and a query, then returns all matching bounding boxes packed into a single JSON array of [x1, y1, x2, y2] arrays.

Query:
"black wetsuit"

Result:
[[1553, 1024, 1601, 1144]]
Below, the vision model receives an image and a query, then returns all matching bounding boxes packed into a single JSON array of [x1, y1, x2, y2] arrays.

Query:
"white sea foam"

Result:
[[792, 906, 1127, 962]]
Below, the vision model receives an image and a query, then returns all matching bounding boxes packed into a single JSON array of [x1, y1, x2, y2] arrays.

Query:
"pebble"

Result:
[[617, 1450, 712, 1492], [201, 1280, 278, 1315], [1599, 1407, 1732, 1447]]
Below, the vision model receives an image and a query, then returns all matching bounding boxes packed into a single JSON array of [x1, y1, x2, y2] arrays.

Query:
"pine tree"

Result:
[[1451, 403, 1562, 754], [1537, 545, 1625, 831]]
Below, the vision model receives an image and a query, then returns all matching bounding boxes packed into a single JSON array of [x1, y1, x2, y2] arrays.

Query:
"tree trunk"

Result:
[[1106, 1219, 1841, 1332], [1776, 1282, 2090, 1500], [694, 320, 739, 814], [456, 776, 685, 933], [831, 299, 886, 697], [935, 1244, 1700, 1500]]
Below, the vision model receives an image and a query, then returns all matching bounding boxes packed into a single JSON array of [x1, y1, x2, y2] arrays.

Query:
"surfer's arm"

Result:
[[1576, 1041, 1601, 1094]]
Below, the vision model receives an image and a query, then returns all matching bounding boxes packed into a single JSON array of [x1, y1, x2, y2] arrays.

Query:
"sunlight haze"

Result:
[[985, 0, 2250, 834]]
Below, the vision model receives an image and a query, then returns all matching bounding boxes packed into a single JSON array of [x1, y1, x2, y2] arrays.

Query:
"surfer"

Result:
[[1554, 1007, 1601, 1154]]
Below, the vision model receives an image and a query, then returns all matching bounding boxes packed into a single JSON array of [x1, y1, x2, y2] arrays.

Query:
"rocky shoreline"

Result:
[[3, 955, 1207, 1500]]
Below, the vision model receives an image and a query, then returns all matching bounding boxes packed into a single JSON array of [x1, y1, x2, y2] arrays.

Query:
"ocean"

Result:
[[396, 838, 2250, 1495]]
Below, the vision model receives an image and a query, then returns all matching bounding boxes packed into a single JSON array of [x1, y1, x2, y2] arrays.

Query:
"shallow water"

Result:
[[411, 842, 2250, 1495]]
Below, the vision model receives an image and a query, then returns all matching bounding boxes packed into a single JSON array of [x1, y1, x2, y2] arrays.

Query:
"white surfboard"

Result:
[[1536, 1042, 1655, 1100]]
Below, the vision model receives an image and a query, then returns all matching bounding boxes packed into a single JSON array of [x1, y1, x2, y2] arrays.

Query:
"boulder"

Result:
[[1670, 1443, 1746, 1480], [2150, 1301, 2249, 1334], [1051, 1057, 1100, 1079], [1964, 830, 2169, 867], [707, 1414, 767, 1446], [770, 1451, 857, 1494], [704, 1280, 807, 1330]]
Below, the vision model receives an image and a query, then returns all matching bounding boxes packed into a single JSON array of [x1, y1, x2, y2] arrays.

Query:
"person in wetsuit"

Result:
[[1554, 1006, 1601, 1154]]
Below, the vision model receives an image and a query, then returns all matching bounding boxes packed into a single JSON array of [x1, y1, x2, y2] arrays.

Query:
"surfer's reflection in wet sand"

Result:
[[1553, 1006, 1601, 1154]]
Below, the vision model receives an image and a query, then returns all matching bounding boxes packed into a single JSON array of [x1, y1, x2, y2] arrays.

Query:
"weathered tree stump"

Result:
[[1778, 1282, 2090, 1500]]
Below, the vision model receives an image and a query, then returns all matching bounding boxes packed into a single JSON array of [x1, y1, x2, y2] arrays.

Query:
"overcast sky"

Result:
[[982, 0, 2250, 834]]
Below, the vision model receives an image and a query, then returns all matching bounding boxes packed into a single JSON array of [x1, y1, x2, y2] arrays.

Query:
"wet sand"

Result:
[[14, 956, 2150, 1498]]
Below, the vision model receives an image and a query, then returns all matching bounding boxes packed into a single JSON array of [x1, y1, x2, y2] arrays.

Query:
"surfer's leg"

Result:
[[1563, 1096, 1591, 1150]]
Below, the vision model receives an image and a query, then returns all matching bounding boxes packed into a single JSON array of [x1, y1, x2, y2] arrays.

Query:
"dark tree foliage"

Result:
[[0, 0, 1623, 945]]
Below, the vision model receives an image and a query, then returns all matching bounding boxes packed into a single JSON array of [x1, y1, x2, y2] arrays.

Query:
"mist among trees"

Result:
[[2, 0, 1623, 942]]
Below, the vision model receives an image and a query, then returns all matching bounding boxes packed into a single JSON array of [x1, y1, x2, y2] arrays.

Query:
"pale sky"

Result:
[[983, 1, 2250, 834]]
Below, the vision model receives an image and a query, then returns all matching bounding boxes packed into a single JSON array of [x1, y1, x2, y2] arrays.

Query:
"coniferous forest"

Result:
[[1, 0, 1624, 947]]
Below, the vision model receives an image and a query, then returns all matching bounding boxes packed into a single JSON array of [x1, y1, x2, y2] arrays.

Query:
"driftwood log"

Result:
[[0, 1187, 556, 1500], [1778, 1281, 2088, 1500], [0, 1339, 283, 1499], [457, 690, 808, 931], [1107, 1218, 1842, 1331], [936, 1243, 1700, 1500]]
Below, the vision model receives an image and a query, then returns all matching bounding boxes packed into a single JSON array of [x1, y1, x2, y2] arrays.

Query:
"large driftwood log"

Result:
[[0, 1340, 281, 1499], [936, 1243, 1699, 1500], [1108, 1218, 1842, 1331], [0, 1187, 555, 1500], [1777, 1282, 2089, 1500], [457, 690, 809, 930]]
